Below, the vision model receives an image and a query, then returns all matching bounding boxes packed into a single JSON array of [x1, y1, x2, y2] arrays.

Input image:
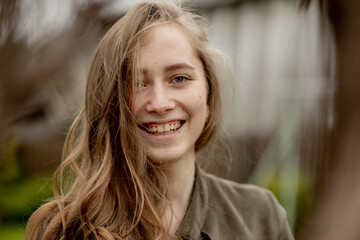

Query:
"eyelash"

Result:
[[136, 81, 146, 87], [171, 75, 191, 84], [136, 78, 149, 88], [136, 75, 191, 88]]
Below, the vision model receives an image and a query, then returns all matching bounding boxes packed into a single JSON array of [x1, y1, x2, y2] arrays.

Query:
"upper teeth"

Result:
[[147, 122, 181, 133]]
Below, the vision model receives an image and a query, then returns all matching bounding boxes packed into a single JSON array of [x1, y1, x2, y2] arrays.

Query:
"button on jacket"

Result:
[[176, 168, 295, 240]]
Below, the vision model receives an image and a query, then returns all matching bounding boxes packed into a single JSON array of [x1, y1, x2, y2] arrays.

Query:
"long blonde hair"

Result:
[[26, 1, 224, 239]]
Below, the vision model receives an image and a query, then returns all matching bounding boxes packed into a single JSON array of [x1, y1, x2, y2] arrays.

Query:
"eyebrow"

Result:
[[164, 63, 196, 72], [139, 63, 196, 75]]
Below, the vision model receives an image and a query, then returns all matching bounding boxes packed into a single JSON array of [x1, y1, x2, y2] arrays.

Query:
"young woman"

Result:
[[26, 1, 294, 239]]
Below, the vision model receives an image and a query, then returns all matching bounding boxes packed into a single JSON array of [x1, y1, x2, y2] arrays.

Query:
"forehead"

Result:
[[138, 24, 199, 69], [142, 23, 194, 48]]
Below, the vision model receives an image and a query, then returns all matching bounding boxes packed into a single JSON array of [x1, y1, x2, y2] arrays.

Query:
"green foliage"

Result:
[[265, 170, 314, 237], [0, 177, 53, 224], [0, 135, 21, 183], [0, 134, 53, 229], [0, 224, 26, 240]]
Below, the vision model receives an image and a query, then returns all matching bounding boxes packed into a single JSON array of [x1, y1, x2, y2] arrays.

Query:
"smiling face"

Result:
[[132, 24, 209, 165]]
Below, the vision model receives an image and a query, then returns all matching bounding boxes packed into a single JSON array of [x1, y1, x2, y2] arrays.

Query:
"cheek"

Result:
[[131, 93, 143, 117], [132, 99, 139, 115], [187, 91, 208, 117]]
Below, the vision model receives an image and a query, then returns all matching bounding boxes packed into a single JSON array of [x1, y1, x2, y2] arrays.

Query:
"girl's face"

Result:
[[132, 24, 209, 164]]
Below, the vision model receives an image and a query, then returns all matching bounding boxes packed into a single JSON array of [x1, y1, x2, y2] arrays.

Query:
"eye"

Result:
[[136, 81, 144, 87], [136, 79, 149, 88], [171, 75, 190, 84]]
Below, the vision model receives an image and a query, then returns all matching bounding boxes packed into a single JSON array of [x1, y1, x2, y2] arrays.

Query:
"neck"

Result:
[[162, 152, 196, 236], [165, 156, 195, 200]]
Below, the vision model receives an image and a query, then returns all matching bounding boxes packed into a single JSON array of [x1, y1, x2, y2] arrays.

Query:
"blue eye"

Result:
[[172, 75, 190, 83]]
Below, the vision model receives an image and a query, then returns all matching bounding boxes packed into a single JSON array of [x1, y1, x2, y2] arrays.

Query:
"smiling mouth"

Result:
[[140, 120, 184, 135]]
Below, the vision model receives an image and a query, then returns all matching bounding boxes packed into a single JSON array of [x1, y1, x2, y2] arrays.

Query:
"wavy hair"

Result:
[[26, 1, 225, 239]]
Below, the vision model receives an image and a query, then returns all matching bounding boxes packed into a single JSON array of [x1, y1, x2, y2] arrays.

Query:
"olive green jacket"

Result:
[[176, 169, 295, 240]]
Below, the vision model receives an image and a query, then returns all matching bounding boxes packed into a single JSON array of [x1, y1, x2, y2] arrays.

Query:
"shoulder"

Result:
[[199, 171, 294, 240], [201, 170, 272, 201], [200, 171, 279, 220], [201, 171, 275, 207]]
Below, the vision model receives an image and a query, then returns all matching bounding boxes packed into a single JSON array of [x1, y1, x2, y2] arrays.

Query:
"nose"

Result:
[[145, 84, 175, 114]]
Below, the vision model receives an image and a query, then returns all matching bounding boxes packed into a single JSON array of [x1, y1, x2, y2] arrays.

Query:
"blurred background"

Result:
[[1, 0, 359, 239]]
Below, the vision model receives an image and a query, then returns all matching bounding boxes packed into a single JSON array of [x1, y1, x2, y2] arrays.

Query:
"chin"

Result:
[[146, 145, 196, 167], [147, 153, 180, 165]]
